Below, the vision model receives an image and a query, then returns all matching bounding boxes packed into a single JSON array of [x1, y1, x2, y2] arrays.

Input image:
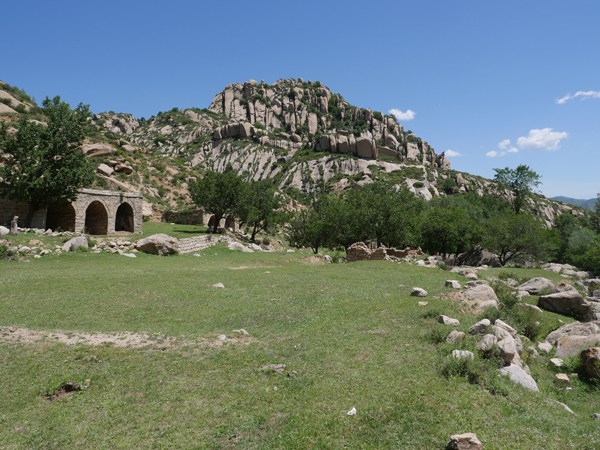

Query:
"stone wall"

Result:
[[178, 235, 233, 254], [0, 188, 143, 235], [346, 242, 423, 262], [164, 209, 205, 225]]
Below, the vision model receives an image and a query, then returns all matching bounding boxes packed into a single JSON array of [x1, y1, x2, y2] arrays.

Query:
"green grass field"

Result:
[[0, 243, 598, 449]]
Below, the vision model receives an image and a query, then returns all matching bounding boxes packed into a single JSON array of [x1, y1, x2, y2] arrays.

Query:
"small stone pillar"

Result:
[[9, 216, 18, 236]]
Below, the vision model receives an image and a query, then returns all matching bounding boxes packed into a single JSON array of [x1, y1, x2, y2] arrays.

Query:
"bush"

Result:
[[413, 181, 424, 188]]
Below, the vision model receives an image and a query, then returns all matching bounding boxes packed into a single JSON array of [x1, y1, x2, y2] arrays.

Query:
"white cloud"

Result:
[[556, 90, 600, 104], [498, 139, 511, 150], [498, 139, 519, 153], [445, 149, 462, 157], [388, 108, 415, 121], [516, 128, 568, 151], [486, 150, 506, 158]]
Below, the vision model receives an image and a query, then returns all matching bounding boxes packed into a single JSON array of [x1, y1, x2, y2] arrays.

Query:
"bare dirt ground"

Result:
[[0, 326, 255, 349]]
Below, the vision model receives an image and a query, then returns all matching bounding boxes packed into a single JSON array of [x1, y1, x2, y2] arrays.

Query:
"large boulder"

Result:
[[537, 291, 596, 321], [228, 242, 253, 253], [464, 284, 498, 309], [80, 142, 116, 157], [62, 236, 88, 252], [584, 279, 600, 291], [546, 322, 600, 345], [556, 335, 600, 358], [499, 364, 539, 391], [581, 347, 600, 379], [0, 226, 9, 236], [136, 234, 179, 256], [518, 277, 556, 295]]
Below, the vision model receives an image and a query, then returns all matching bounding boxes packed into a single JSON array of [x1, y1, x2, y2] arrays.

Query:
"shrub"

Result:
[[413, 181, 424, 188]]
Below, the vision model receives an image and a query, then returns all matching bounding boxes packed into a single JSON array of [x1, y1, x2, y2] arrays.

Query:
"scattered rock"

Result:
[[555, 401, 575, 414], [469, 319, 491, 335], [464, 284, 498, 310], [465, 273, 478, 280], [546, 322, 599, 345], [0, 226, 9, 236], [555, 335, 600, 358], [418, 301, 428, 306], [549, 358, 564, 367], [499, 363, 539, 391], [498, 336, 517, 363], [518, 277, 556, 295], [439, 315, 460, 326], [228, 242, 253, 252], [232, 329, 250, 336], [517, 302, 542, 312], [62, 236, 88, 252], [446, 330, 466, 344], [538, 342, 553, 353], [556, 373, 570, 384], [447, 432, 483, 450], [136, 234, 179, 256], [538, 291, 596, 321], [477, 334, 498, 351], [445, 280, 462, 289], [260, 364, 286, 374], [411, 287, 428, 297], [591, 413, 600, 419], [452, 350, 474, 360], [97, 163, 114, 176], [212, 283, 225, 288]]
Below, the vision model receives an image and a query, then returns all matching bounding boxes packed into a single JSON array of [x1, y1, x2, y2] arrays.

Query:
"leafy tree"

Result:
[[0, 96, 95, 227], [288, 193, 338, 254], [572, 235, 600, 275], [419, 207, 477, 258], [347, 183, 423, 248], [482, 213, 548, 266], [493, 164, 541, 214], [236, 179, 286, 241], [189, 169, 244, 233]]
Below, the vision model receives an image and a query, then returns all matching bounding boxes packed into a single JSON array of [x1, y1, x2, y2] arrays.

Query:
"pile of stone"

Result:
[[96, 155, 135, 177], [542, 262, 592, 279], [346, 242, 424, 263]]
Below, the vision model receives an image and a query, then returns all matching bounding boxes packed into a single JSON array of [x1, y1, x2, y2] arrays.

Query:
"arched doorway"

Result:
[[208, 215, 216, 228], [225, 216, 236, 231], [46, 203, 76, 232], [85, 201, 108, 235], [115, 203, 134, 232]]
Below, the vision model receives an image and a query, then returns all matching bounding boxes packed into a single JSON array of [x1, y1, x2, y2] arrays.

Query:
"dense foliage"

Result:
[[0, 96, 95, 226]]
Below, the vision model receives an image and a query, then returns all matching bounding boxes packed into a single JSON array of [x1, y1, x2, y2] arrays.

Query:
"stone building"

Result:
[[0, 188, 143, 234]]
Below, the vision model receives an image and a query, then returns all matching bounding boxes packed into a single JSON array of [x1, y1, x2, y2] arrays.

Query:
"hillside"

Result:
[[0, 78, 590, 226]]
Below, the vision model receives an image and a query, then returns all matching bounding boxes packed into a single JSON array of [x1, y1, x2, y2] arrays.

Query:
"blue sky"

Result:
[[2, 0, 599, 198]]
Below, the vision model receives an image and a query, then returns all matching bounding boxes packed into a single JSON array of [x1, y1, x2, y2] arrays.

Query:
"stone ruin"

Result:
[[0, 188, 143, 235], [346, 242, 424, 262]]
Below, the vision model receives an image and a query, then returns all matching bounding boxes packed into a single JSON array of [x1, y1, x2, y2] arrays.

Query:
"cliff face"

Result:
[[0, 77, 589, 225]]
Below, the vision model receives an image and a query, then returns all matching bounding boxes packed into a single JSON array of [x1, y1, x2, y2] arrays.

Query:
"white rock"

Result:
[[445, 280, 462, 289], [549, 358, 564, 367], [122, 253, 136, 258], [452, 350, 474, 360], [446, 330, 465, 344], [538, 342, 553, 353], [499, 364, 539, 391], [478, 334, 498, 351], [411, 287, 428, 297], [212, 283, 225, 288], [469, 319, 491, 335], [439, 315, 460, 326]]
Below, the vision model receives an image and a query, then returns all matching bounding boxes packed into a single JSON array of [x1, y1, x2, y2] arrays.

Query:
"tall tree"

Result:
[[288, 193, 338, 254], [236, 179, 286, 241], [0, 96, 95, 227], [482, 212, 548, 266], [189, 169, 244, 233], [347, 183, 423, 248], [493, 164, 542, 214], [419, 206, 477, 259]]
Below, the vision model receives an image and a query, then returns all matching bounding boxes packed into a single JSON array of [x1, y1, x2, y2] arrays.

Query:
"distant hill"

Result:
[[551, 196, 597, 211]]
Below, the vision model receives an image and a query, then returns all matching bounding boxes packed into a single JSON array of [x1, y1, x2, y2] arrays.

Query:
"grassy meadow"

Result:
[[0, 237, 598, 449]]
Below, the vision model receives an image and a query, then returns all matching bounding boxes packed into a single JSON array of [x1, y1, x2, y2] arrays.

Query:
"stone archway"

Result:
[[115, 203, 134, 232], [225, 216, 236, 231], [208, 215, 216, 228], [85, 201, 108, 235], [46, 203, 76, 232]]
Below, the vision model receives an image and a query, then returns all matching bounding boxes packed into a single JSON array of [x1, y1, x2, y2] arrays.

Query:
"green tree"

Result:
[[347, 184, 423, 248], [482, 213, 548, 266], [288, 193, 337, 254], [0, 96, 95, 227], [493, 164, 542, 214], [189, 170, 244, 233], [236, 179, 286, 242], [419, 207, 476, 258]]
